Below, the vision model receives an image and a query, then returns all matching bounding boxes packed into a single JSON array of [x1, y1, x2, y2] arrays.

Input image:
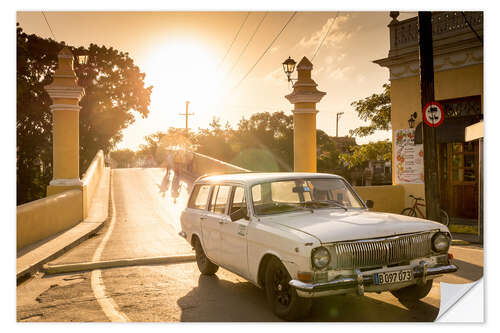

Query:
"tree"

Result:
[[194, 117, 234, 162], [138, 128, 195, 166], [339, 140, 392, 168], [231, 111, 294, 171], [349, 83, 391, 137], [16, 25, 152, 204], [110, 149, 136, 168]]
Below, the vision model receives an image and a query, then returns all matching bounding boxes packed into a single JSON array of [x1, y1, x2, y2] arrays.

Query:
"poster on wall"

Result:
[[395, 128, 424, 184]]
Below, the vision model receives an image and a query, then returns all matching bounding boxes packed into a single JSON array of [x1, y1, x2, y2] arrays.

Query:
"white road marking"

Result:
[[90, 171, 130, 322]]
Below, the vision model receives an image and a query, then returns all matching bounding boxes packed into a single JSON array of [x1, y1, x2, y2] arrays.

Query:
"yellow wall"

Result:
[[17, 190, 83, 250], [354, 185, 406, 214], [17, 150, 106, 251], [390, 64, 483, 213]]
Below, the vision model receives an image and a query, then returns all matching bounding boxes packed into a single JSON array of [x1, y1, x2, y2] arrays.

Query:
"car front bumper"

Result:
[[289, 262, 458, 298]]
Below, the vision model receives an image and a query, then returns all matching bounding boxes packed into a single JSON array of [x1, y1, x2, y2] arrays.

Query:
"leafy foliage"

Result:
[[349, 83, 391, 137], [339, 140, 392, 168], [110, 149, 136, 168], [16, 25, 152, 204], [138, 111, 350, 174]]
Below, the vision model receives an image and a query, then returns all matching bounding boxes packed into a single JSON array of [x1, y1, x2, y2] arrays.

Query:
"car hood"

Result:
[[261, 209, 448, 243]]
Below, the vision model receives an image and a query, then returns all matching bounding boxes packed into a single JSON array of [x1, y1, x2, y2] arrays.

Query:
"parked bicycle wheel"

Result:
[[440, 209, 450, 226], [401, 207, 417, 216]]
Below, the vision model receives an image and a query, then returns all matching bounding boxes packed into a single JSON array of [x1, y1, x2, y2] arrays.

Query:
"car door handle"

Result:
[[218, 220, 225, 225], [200, 216, 208, 221]]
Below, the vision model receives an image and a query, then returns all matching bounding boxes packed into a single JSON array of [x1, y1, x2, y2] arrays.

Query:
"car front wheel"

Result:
[[390, 280, 433, 301], [264, 257, 311, 321], [193, 238, 219, 275]]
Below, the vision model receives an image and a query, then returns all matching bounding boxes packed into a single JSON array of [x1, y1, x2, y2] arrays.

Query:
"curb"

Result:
[[16, 222, 105, 281], [43, 254, 196, 275], [451, 239, 472, 246]]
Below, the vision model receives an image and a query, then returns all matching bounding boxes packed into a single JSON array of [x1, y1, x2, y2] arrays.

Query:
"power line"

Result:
[[232, 12, 297, 91], [226, 12, 268, 77], [41, 11, 56, 40], [311, 12, 339, 61], [218, 12, 251, 69]]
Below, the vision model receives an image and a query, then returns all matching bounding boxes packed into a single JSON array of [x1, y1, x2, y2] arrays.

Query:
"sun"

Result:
[[144, 39, 224, 110]]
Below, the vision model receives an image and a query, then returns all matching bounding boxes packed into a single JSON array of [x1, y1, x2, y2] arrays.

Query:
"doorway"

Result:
[[439, 141, 479, 219]]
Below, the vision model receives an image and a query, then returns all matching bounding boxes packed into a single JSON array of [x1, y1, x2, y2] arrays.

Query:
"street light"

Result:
[[282, 56, 297, 82], [408, 112, 417, 128], [336, 112, 344, 137], [74, 49, 89, 65]]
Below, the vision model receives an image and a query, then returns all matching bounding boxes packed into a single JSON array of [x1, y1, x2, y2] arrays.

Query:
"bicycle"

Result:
[[401, 194, 450, 226]]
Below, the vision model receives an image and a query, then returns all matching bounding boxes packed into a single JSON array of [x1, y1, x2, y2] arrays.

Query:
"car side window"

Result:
[[229, 186, 247, 216], [209, 185, 231, 215], [188, 184, 211, 210]]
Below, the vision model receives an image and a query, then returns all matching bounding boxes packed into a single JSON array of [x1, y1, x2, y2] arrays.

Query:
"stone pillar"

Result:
[[45, 46, 85, 196], [285, 57, 326, 172]]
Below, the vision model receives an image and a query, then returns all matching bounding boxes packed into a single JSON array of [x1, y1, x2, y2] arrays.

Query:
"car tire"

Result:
[[264, 256, 312, 321], [390, 280, 433, 301], [193, 238, 219, 275]]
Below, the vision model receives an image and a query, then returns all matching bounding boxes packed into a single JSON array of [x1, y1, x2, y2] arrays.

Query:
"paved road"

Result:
[[17, 168, 484, 322]]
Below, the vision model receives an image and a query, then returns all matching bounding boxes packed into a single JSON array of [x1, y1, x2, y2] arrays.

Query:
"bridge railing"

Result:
[[179, 150, 250, 178], [82, 150, 105, 218], [17, 150, 106, 251]]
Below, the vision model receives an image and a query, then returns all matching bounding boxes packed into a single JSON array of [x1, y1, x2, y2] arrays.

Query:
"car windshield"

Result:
[[251, 178, 364, 216]]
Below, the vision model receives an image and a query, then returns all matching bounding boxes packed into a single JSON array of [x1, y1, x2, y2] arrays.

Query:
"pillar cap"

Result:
[[297, 56, 313, 71], [285, 56, 326, 105], [44, 45, 85, 101]]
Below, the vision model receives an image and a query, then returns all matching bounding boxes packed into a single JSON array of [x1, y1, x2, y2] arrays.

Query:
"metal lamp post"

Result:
[[336, 112, 344, 137]]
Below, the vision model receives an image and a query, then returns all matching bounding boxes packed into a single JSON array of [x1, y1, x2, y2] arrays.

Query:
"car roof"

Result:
[[194, 172, 343, 186]]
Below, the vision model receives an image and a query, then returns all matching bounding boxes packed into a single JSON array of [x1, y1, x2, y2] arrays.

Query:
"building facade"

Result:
[[375, 12, 483, 221]]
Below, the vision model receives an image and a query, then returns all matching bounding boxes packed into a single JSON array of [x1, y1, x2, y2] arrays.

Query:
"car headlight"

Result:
[[311, 247, 331, 269], [432, 232, 450, 253]]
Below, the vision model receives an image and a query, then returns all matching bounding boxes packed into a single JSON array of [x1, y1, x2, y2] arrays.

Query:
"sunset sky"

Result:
[[17, 11, 416, 150]]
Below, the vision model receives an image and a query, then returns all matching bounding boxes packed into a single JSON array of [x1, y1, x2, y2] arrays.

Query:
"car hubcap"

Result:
[[273, 267, 291, 307]]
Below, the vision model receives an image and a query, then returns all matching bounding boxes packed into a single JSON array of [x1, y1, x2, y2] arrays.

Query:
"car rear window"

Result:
[[188, 184, 211, 210]]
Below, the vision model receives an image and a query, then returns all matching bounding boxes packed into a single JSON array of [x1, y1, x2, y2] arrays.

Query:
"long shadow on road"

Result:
[[177, 273, 438, 322]]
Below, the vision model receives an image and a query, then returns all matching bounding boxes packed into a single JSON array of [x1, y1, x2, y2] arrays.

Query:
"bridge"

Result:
[[16, 47, 483, 322]]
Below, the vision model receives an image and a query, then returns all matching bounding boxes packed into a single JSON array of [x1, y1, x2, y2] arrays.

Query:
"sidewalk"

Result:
[[16, 168, 110, 280], [451, 232, 483, 246]]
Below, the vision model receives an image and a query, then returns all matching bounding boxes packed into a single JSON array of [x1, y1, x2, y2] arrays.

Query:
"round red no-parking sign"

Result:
[[423, 101, 445, 127]]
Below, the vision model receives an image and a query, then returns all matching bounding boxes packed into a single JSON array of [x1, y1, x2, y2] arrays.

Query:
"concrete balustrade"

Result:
[[82, 150, 105, 218], [17, 150, 106, 251], [17, 190, 83, 251], [188, 151, 250, 177]]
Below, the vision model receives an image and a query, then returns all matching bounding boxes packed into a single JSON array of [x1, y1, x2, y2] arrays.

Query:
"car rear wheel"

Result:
[[193, 238, 218, 275], [390, 280, 433, 301], [264, 257, 311, 321]]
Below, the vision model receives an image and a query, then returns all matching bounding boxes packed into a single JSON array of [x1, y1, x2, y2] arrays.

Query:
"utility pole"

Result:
[[179, 101, 194, 134], [336, 112, 344, 137], [418, 12, 441, 222]]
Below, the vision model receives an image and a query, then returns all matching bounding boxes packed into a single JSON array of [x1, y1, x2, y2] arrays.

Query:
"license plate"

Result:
[[374, 269, 413, 285]]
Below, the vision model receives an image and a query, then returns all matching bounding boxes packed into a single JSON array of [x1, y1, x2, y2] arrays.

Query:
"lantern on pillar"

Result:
[[282, 56, 297, 82]]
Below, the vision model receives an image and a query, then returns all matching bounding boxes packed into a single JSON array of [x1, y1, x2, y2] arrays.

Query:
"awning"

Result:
[[414, 116, 483, 144]]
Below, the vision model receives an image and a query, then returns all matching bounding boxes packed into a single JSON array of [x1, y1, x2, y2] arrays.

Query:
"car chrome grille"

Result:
[[327, 232, 434, 270]]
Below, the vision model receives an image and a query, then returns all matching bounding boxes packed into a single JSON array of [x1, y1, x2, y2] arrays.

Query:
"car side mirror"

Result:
[[365, 200, 374, 209], [230, 207, 249, 222]]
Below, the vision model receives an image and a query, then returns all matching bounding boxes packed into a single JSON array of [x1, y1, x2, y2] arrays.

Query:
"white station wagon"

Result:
[[179, 172, 457, 320]]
